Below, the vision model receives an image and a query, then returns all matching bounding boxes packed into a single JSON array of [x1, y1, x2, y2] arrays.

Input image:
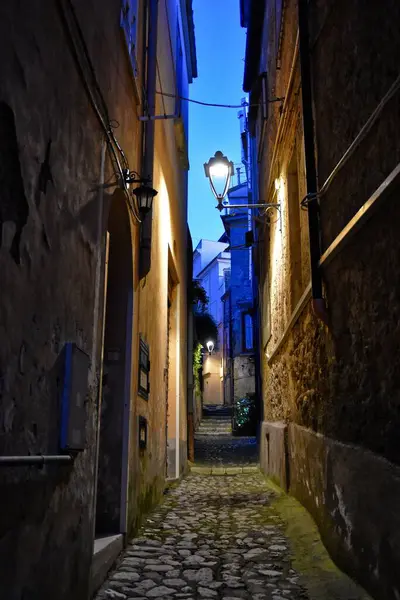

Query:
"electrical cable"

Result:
[[58, 0, 142, 222], [163, 0, 177, 94], [156, 59, 168, 117], [318, 71, 400, 199], [155, 90, 284, 108]]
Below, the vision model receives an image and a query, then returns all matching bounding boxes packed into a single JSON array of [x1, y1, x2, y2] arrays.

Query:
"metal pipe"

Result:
[[139, 0, 159, 279], [220, 203, 280, 210], [320, 162, 400, 268], [298, 0, 328, 324], [319, 72, 400, 200], [139, 114, 177, 121], [0, 455, 74, 467]]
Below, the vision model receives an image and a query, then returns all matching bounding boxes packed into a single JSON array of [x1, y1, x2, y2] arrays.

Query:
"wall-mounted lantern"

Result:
[[132, 184, 158, 217], [123, 169, 158, 220]]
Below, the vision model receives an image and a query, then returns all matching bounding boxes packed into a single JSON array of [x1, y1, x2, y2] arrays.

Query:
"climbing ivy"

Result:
[[193, 342, 202, 396]]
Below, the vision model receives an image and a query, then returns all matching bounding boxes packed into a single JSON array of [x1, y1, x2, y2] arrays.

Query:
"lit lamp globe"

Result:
[[206, 340, 215, 355], [204, 151, 234, 209]]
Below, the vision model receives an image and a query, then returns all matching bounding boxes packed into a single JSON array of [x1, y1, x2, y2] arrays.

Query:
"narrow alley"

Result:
[[1, 0, 400, 598], [95, 459, 369, 600], [193, 406, 258, 468]]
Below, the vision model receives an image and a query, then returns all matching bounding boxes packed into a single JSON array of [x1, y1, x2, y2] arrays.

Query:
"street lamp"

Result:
[[204, 151, 281, 216], [206, 340, 215, 355], [123, 169, 158, 220], [204, 151, 234, 207], [132, 184, 158, 217]]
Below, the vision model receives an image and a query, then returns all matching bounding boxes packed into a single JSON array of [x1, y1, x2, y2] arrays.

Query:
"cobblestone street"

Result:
[[194, 436, 259, 467], [193, 409, 259, 468], [95, 471, 369, 600]]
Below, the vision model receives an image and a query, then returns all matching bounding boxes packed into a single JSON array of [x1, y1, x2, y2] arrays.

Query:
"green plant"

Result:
[[188, 279, 208, 310], [193, 342, 203, 396]]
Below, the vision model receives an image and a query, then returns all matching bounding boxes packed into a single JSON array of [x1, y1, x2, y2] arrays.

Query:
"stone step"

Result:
[[196, 424, 232, 429], [195, 431, 233, 437], [196, 428, 232, 432], [202, 405, 232, 417], [200, 417, 232, 424]]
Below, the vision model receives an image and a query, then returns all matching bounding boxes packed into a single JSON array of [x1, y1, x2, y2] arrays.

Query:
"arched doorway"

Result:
[[95, 194, 133, 536]]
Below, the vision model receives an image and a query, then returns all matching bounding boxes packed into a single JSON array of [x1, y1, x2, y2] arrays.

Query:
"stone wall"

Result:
[[250, 0, 400, 597], [260, 422, 400, 599], [0, 0, 191, 597], [233, 355, 256, 403], [0, 3, 122, 597]]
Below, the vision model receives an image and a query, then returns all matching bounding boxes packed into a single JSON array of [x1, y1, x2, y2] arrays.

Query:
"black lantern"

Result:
[[204, 151, 234, 206], [133, 184, 158, 217]]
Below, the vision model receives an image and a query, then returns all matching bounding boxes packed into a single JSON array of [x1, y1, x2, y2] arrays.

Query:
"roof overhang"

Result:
[[243, 0, 266, 93]]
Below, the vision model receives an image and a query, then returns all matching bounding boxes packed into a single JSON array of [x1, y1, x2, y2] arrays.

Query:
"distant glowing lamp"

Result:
[[206, 340, 215, 355], [204, 151, 234, 207]]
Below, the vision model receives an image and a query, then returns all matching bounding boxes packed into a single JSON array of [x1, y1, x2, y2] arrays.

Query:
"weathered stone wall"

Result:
[[309, 0, 400, 462], [233, 356, 256, 403], [288, 423, 400, 600], [0, 0, 191, 596], [0, 3, 127, 597], [253, 0, 400, 596], [258, 0, 400, 483]]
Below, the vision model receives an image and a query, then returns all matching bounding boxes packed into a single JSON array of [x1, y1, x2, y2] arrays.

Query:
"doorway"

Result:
[[95, 196, 133, 536], [166, 255, 180, 479]]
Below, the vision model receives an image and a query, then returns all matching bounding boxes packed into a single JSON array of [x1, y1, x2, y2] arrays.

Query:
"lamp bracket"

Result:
[[217, 203, 281, 212], [122, 168, 151, 186]]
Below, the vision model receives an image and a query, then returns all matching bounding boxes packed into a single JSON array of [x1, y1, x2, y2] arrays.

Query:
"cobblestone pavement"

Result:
[[95, 473, 369, 600], [194, 435, 259, 466]]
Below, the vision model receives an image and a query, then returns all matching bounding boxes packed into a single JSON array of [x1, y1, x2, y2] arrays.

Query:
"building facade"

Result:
[[221, 183, 256, 406], [193, 238, 230, 406], [0, 1, 196, 598], [241, 0, 400, 597]]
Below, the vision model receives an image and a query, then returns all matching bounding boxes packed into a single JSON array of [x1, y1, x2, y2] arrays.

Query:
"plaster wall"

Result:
[[0, 0, 193, 596], [203, 354, 223, 406]]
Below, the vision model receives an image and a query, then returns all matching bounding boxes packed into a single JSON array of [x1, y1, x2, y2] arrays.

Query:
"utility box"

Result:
[[60, 343, 90, 452]]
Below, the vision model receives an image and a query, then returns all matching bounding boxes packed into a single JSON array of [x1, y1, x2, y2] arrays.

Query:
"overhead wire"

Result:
[[57, 0, 142, 222], [155, 90, 284, 109]]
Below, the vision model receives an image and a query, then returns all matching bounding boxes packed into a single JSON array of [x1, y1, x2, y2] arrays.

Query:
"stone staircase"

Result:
[[195, 405, 232, 436]]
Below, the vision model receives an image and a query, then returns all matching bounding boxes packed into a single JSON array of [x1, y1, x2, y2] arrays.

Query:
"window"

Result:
[[138, 336, 150, 399], [242, 312, 254, 352], [120, 0, 139, 78]]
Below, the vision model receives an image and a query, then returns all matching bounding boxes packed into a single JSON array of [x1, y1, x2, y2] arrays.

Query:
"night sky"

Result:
[[188, 0, 246, 246]]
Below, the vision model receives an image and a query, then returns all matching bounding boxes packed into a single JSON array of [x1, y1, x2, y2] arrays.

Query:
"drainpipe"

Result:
[[139, 0, 159, 279], [0, 455, 73, 467], [298, 0, 328, 325]]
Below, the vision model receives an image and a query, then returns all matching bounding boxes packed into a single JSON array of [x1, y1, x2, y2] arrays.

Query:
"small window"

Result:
[[120, 0, 139, 78], [242, 312, 254, 352], [138, 336, 150, 399]]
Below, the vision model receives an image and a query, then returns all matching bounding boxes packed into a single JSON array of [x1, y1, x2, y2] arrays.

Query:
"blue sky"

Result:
[[188, 0, 246, 247]]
